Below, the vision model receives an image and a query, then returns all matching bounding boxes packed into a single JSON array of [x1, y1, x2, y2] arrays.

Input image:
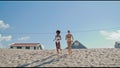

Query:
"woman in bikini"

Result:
[[65, 30, 74, 54], [54, 30, 62, 54]]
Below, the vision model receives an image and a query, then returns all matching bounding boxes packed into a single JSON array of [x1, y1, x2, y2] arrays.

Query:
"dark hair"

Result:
[[56, 30, 61, 34], [68, 30, 70, 33]]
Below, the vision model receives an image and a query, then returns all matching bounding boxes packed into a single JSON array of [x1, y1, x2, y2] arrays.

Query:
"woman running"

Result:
[[54, 30, 62, 54], [65, 30, 74, 54]]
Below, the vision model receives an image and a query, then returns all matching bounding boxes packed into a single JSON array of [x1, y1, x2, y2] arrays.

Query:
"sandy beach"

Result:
[[0, 48, 120, 67]]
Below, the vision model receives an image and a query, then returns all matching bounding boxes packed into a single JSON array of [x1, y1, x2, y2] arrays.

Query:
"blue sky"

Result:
[[0, 1, 120, 49]]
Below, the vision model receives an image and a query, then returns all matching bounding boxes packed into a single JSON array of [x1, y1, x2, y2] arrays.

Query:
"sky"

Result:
[[0, 1, 120, 49]]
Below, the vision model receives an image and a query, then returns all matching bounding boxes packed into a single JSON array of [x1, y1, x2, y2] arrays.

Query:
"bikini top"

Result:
[[55, 35, 61, 40], [66, 34, 72, 38]]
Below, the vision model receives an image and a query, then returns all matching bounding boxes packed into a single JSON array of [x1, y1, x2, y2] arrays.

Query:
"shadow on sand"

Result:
[[17, 54, 68, 67]]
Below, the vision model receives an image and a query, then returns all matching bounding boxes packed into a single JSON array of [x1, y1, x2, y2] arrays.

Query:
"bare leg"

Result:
[[58, 42, 62, 54], [56, 42, 59, 54], [57, 48, 59, 54], [60, 48, 62, 54], [69, 46, 72, 54], [68, 41, 72, 54]]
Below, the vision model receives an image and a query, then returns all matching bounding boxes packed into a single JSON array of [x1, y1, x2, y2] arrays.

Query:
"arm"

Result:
[[53, 35, 56, 41]]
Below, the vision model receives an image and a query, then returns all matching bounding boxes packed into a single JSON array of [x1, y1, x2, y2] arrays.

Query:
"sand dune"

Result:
[[0, 48, 120, 67]]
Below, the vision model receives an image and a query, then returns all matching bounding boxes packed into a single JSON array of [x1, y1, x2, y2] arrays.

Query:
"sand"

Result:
[[0, 48, 120, 67]]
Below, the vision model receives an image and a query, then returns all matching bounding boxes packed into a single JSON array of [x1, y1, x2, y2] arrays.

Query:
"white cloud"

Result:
[[0, 20, 10, 29], [0, 20, 11, 48], [100, 30, 120, 41], [18, 36, 30, 41], [0, 34, 12, 42], [0, 34, 12, 48]]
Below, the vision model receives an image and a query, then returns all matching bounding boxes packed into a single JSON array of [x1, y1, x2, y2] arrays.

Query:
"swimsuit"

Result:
[[55, 35, 61, 49]]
